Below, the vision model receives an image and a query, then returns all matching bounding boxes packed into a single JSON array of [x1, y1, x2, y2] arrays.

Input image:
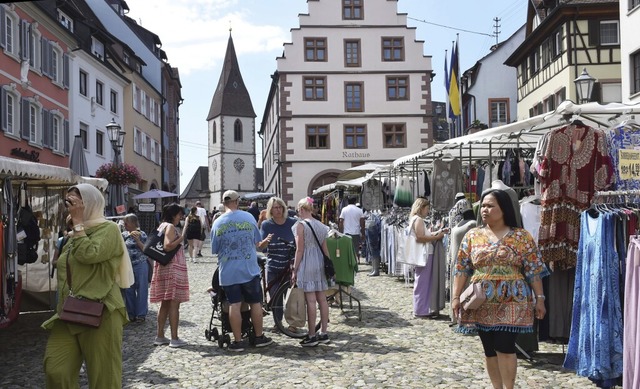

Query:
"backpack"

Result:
[[17, 204, 41, 265]]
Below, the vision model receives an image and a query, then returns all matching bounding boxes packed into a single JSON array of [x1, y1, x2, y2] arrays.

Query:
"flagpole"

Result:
[[444, 49, 450, 141], [457, 34, 463, 137]]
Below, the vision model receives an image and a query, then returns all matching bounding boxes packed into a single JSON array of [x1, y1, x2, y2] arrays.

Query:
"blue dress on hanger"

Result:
[[563, 211, 623, 384]]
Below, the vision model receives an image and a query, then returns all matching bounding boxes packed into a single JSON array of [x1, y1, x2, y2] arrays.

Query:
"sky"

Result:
[[126, 0, 527, 194]]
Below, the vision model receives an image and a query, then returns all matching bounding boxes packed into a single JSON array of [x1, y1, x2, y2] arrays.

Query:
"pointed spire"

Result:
[[207, 33, 256, 120]]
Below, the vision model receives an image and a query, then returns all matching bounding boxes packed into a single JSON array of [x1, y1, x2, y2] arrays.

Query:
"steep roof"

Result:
[[179, 166, 209, 200], [207, 33, 256, 120]]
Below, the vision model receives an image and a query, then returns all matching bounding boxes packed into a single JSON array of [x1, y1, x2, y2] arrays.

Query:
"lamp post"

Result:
[[574, 68, 596, 104], [106, 118, 125, 215]]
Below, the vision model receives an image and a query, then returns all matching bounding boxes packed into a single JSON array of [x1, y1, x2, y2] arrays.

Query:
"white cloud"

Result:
[[126, 1, 289, 74]]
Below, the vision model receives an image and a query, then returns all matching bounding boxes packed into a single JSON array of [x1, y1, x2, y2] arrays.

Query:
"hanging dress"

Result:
[[563, 211, 623, 383]]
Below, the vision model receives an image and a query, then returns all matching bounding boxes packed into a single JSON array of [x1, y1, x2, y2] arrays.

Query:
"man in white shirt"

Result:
[[195, 200, 209, 257], [339, 196, 365, 261]]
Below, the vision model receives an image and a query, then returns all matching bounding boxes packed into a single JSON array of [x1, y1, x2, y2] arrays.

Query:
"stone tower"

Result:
[[207, 32, 256, 206]]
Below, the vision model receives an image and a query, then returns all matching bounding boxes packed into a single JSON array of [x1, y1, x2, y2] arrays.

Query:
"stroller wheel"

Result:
[[217, 337, 225, 348], [223, 334, 231, 348], [205, 329, 212, 341], [212, 327, 219, 340]]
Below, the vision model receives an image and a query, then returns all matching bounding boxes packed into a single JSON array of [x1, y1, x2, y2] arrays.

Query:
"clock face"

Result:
[[234, 158, 245, 172], [212, 160, 217, 171]]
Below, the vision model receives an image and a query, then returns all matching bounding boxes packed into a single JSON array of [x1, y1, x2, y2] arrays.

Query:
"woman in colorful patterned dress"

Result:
[[452, 189, 549, 389], [149, 203, 189, 348]]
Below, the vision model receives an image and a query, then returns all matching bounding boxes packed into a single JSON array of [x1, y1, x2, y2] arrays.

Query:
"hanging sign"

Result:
[[618, 149, 640, 180]]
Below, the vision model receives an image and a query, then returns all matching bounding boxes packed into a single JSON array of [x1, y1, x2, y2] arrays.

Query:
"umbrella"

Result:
[[133, 189, 178, 199], [69, 135, 90, 176]]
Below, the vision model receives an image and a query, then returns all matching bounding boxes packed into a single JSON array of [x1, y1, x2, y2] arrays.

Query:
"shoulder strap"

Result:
[[303, 220, 323, 250]]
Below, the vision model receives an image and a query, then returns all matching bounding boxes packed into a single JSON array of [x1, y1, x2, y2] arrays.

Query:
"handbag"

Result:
[[59, 258, 104, 328], [399, 216, 430, 267], [303, 220, 335, 279], [460, 282, 487, 310], [143, 224, 180, 266]]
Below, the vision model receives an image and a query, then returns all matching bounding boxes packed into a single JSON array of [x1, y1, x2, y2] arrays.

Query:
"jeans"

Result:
[[124, 260, 149, 320]]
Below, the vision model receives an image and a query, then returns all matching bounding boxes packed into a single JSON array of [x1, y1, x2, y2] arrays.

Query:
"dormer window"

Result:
[[91, 37, 104, 60], [57, 10, 73, 32], [123, 52, 129, 65]]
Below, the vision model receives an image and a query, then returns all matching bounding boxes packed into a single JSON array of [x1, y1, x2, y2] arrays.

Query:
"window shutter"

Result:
[[63, 119, 69, 154], [63, 53, 69, 88], [42, 109, 51, 147], [19, 19, 29, 61], [0, 88, 5, 132], [0, 7, 6, 49], [591, 82, 601, 103], [41, 37, 49, 76], [21, 98, 29, 139], [588, 20, 600, 47]]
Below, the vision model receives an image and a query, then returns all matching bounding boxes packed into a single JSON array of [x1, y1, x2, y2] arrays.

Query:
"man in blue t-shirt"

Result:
[[211, 190, 273, 352]]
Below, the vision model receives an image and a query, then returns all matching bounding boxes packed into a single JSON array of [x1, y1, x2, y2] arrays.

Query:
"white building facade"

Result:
[[620, 0, 640, 103], [260, 0, 433, 203]]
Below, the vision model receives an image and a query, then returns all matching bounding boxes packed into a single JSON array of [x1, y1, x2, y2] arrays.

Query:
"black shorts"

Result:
[[478, 330, 519, 357]]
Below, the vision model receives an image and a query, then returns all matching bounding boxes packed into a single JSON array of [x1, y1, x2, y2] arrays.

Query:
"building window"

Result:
[[93, 130, 103, 156], [631, 0, 640, 10], [79, 123, 88, 150], [528, 51, 539, 77], [304, 38, 327, 61], [95, 80, 103, 106], [234, 119, 243, 142], [110, 89, 117, 113], [489, 99, 509, 127], [91, 36, 104, 60], [383, 123, 406, 148], [306, 125, 329, 149], [382, 37, 404, 61], [386, 76, 409, 100], [79, 70, 88, 96], [543, 95, 555, 113], [134, 127, 142, 154], [553, 28, 563, 57], [343, 0, 363, 19], [345, 82, 363, 112], [344, 39, 361, 67], [212, 121, 217, 144], [57, 9, 74, 32], [554, 87, 566, 108], [28, 104, 37, 143], [52, 116, 60, 151], [600, 82, 622, 104], [2, 9, 18, 56], [1, 87, 19, 136], [600, 21, 619, 45], [303, 76, 326, 101], [633, 52, 640, 95], [344, 125, 367, 148]]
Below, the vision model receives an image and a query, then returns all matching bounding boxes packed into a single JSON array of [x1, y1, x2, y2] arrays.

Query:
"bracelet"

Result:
[[452, 296, 460, 301], [536, 295, 545, 300]]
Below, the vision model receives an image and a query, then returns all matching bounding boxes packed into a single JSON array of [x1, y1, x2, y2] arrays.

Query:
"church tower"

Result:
[[207, 32, 256, 206]]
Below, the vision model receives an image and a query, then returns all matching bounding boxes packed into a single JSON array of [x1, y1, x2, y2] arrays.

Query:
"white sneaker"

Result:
[[169, 338, 187, 348], [153, 336, 170, 346]]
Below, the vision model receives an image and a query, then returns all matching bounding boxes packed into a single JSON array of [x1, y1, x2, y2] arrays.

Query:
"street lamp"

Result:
[[106, 118, 125, 215], [574, 68, 596, 104]]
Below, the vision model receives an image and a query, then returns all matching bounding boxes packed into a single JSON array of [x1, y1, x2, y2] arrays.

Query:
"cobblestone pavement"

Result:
[[1, 243, 594, 388]]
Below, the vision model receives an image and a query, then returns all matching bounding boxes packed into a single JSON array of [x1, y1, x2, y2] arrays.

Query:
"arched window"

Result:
[[212, 121, 217, 144], [234, 119, 243, 142]]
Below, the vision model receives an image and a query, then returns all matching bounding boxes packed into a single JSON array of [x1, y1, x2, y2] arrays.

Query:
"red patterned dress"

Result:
[[149, 222, 190, 303], [537, 124, 613, 270]]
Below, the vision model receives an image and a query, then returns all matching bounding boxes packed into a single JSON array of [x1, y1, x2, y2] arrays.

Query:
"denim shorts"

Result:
[[222, 276, 263, 304]]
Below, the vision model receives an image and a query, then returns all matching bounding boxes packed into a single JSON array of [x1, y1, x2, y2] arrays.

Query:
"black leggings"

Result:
[[478, 330, 519, 357]]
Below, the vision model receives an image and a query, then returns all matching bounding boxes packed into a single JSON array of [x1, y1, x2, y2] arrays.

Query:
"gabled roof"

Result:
[[207, 33, 256, 120], [179, 166, 209, 200]]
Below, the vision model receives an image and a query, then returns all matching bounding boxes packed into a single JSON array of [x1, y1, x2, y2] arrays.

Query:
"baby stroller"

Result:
[[204, 267, 256, 349]]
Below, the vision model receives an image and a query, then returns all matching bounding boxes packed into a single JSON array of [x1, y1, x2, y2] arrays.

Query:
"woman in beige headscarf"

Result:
[[42, 183, 133, 389]]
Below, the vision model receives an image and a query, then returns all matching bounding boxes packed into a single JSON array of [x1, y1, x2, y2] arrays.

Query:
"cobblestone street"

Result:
[[0, 243, 593, 388]]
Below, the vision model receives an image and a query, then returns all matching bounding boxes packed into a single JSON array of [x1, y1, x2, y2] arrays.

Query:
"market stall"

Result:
[[0, 156, 108, 328]]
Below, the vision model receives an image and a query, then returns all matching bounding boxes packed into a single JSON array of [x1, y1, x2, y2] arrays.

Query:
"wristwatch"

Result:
[[73, 224, 85, 232]]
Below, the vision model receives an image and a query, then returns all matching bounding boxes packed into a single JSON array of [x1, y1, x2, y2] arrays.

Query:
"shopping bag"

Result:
[[285, 286, 307, 328]]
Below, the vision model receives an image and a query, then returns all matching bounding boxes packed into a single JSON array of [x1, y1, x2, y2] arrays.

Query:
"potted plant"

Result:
[[467, 120, 488, 134], [95, 162, 142, 186]]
